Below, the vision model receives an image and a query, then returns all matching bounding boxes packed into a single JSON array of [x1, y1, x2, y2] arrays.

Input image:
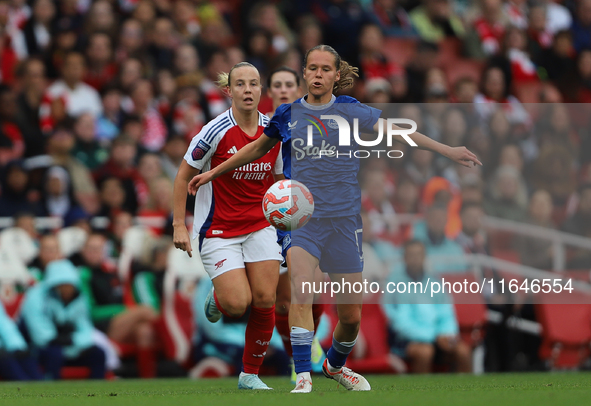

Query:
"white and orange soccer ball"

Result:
[[262, 180, 314, 231]]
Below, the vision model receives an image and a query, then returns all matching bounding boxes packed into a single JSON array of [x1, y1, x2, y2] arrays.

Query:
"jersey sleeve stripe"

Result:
[[203, 118, 231, 143]]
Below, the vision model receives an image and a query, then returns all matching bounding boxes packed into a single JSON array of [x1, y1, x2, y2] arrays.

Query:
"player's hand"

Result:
[[188, 171, 215, 195], [446, 146, 483, 168], [173, 224, 192, 258]]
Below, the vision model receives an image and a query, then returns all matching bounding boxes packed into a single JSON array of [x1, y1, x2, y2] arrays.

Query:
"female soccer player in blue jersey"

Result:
[[188, 45, 482, 393]]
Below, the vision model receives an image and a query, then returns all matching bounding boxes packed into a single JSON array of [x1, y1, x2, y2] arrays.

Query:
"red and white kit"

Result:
[[183, 108, 283, 278]]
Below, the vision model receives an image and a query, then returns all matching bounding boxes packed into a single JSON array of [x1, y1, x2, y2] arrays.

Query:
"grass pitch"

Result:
[[1, 373, 590, 406]]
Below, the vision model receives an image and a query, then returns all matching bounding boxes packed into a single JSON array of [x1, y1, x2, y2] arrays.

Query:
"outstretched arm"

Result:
[[187, 134, 279, 195], [374, 118, 482, 167], [173, 160, 200, 257]]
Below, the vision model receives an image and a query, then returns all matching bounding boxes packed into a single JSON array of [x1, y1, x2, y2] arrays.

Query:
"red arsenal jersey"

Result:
[[184, 108, 282, 239]]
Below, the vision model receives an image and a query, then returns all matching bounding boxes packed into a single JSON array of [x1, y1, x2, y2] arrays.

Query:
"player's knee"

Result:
[[251, 290, 276, 308], [219, 295, 249, 317], [338, 309, 362, 328]]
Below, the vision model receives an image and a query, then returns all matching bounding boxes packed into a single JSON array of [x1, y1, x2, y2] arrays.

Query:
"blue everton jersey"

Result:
[[264, 95, 381, 217]]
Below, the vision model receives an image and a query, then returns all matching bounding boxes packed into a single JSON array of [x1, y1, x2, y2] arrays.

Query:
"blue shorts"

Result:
[[292, 214, 364, 274], [277, 229, 291, 260]]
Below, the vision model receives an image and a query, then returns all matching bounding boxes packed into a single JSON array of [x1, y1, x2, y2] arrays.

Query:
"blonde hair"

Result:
[[303, 45, 359, 91], [216, 61, 258, 89]]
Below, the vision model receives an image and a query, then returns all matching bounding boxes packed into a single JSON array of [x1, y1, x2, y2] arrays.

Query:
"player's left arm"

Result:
[[372, 118, 482, 168]]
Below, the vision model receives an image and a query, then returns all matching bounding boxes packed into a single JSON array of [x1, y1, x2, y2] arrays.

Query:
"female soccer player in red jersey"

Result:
[[187, 45, 482, 393], [172, 62, 283, 390]]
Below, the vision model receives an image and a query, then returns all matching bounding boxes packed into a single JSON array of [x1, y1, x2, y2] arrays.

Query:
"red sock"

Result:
[[275, 311, 292, 357], [214, 290, 245, 318], [137, 347, 156, 378], [243, 305, 275, 374], [312, 303, 324, 332]]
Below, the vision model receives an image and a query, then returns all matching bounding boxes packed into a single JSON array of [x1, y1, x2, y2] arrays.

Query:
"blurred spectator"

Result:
[[362, 169, 399, 243], [71, 113, 108, 171], [559, 48, 591, 103], [200, 50, 231, 120], [536, 30, 575, 83], [244, 27, 273, 76], [541, 0, 571, 35], [147, 18, 177, 71], [474, 66, 530, 127], [95, 85, 124, 143], [28, 233, 62, 280], [39, 51, 103, 133], [174, 43, 200, 77], [138, 177, 173, 236], [172, 0, 200, 41], [115, 18, 144, 63], [297, 16, 323, 57], [12, 211, 38, 241], [97, 176, 126, 218], [405, 148, 435, 188], [393, 176, 420, 215], [470, 0, 507, 57], [571, 0, 591, 52], [365, 77, 393, 103], [129, 79, 167, 152], [93, 135, 148, 215], [526, 2, 553, 58], [105, 210, 133, 259], [452, 76, 478, 104], [84, 32, 117, 92], [84, 0, 116, 38], [160, 134, 188, 182], [40, 165, 81, 220], [529, 144, 576, 207], [21, 259, 106, 380], [138, 153, 163, 186], [10, 0, 55, 59], [172, 77, 206, 142], [456, 202, 487, 255], [503, 26, 539, 84], [0, 300, 43, 381], [78, 233, 158, 378], [358, 23, 403, 80], [132, 237, 172, 311], [248, 2, 293, 55], [370, 0, 416, 37], [410, 0, 465, 43], [411, 204, 468, 274], [116, 57, 144, 97], [505, 0, 527, 30], [0, 160, 41, 217], [310, 0, 369, 64], [516, 189, 555, 269], [0, 85, 25, 165], [15, 58, 46, 157], [405, 40, 439, 102], [484, 165, 528, 222], [45, 125, 99, 215], [381, 240, 471, 373]]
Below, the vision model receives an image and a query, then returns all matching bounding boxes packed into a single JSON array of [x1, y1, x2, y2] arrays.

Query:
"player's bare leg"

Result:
[[322, 272, 371, 391], [289, 246, 317, 393]]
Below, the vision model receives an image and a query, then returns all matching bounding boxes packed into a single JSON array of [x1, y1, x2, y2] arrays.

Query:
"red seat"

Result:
[[437, 38, 463, 69], [445, 59, 485, 89], [535, 291, 591, 368], [441, 273, 488, 347], [346, 300, 406, 374], [383, 38, 417, 67]]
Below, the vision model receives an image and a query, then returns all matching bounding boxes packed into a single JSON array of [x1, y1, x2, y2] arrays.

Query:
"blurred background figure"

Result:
[[382, 240, 471, 373], [20, 259, 106, 380]]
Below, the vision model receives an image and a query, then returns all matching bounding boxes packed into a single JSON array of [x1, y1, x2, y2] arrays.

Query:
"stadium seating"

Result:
[[441, 273, 488, 348], [535, 291, 591, 369]]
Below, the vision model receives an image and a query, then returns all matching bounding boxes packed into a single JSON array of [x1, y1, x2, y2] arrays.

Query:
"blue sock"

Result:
[[290, 327, 314, 374], [326, 336, 356, 369]]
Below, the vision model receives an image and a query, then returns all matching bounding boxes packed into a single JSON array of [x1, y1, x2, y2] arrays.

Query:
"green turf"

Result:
[[1, 373, 591, 406]]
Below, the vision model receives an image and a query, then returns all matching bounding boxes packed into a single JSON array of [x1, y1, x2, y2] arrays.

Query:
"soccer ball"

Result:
[[262, 180, 314, 231]]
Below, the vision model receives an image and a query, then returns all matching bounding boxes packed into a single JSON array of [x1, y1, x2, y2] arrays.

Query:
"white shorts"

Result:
[[200, 226, 283, 279]]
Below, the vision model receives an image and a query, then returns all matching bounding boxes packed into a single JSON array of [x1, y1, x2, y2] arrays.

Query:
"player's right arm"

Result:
[[188, 105, 289, 195], [173, 160, 200, 257]]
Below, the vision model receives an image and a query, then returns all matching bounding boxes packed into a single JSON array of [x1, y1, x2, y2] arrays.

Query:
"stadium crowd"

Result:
[[2, 0, 591, 380]]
